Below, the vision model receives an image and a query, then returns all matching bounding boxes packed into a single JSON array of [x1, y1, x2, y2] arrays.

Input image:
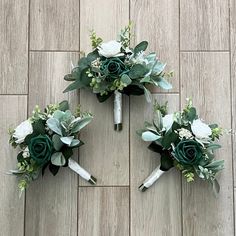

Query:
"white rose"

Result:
[[13, 120, 33, 144], [191, 119, 212, 139], [162, 114, 174, 131], [98, 40, 123, 58]]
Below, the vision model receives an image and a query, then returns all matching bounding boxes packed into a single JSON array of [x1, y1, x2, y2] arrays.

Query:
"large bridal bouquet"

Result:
[[64, 24, 173, 131], [8, 101, 96, 195], [138, 99, 225, 194]]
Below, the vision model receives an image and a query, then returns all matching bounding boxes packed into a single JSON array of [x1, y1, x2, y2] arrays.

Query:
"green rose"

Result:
[[100, 58, 127, 79], [28, 135, 53, 165], [173, 140, 203, 166]]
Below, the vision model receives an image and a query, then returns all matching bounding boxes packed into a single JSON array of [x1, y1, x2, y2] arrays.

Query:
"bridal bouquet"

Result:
[[8, 101, 96, 195], [138, 99, 224, 194], [64, 24, 173, 131]]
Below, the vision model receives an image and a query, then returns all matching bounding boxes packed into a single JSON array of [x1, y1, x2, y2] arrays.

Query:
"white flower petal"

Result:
[[13, 120, 33, 144], [191, 119, 212, 139], [162, 114, 174, 131], [98, 40, 122, 58]]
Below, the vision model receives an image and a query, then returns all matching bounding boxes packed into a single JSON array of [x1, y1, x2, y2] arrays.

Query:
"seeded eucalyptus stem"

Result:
[[139, 165, 165, 192], [68, 158, 97, 185], [114, 90, 122, 131]]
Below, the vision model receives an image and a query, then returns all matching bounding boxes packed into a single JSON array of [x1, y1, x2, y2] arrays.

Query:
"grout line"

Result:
[[30, 50, 81, 53], [128, 2, 131, 236], [77, 1, 81, 235], [228, 1, 235, 235], [24, 0, 31, 236], [180, 50, 230, 53], [179, 1, 183, 236], [0, 94, 28, 96], [78, 185, 130, 188], [151, 92, 180, 95]]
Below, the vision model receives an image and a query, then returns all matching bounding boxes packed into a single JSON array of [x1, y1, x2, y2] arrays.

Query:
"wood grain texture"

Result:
[[78, 187, 129, 236], [130, 0, 179, 92], [130, 94, 182, 236], [0, 95, 27, 236], [230, 0, 236, 185], [30, 0, 80, 50], [0, 0, 28, 94], [79, 0, 129, 186], [25, 52, 79, 236], [180, 0, 229, 50], [180, 52, 233, 236]]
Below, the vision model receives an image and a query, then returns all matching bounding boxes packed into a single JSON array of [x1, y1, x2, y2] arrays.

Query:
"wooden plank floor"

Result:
[[0, 0, 235, 235]]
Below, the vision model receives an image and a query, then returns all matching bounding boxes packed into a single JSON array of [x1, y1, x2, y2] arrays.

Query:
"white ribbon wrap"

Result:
[[68, 158, 96, 185], [114, 90, 122, 131], [139, 165, 165, 191]]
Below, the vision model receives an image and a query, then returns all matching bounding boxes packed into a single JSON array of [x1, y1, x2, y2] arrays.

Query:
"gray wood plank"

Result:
[[78, 187, 129, 236], [180, 52, 233, 236], [30, 0, 80, 50], [180, 0, 229, 50], [230, 0, 236, 186], [0, 95, 27, 236], [25, 52, 79, 236], [130, 0, 179, 92], [130, 94, 182, 236], [0, 0, 28, 94], [79, 0, 130, 186]]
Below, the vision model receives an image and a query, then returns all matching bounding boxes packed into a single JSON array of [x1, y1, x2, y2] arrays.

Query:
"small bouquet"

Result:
[[64, 24, 173, 131], [138, 99, 225, 194], [8, 101, 96, 195]]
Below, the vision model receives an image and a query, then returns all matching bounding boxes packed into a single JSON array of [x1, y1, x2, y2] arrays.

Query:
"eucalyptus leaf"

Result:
[[157, 78, 172, 90], [51, 152, 66, 166], [52, 134, 64, 151], [212, 179, 220, 196], [140, 76, 151, 83], [142, 131, 161, 141], [120, 74, 132, 85], [59, 100, 69, 112], [46, 118, 62, 136], [63, 79, 85, 93], [143, 87, 152, 103], [71, 116, 93, 133], [134, 41, 148, 54], [60, 136, 74, 146], [70, 139, 80, 147], [129, 64, 149, 79]]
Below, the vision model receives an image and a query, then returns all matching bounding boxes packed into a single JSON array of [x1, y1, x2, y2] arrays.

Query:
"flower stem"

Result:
[[114, 90, 122, 131], [139, 165, 164, 192], [68, 158, 97, 185]]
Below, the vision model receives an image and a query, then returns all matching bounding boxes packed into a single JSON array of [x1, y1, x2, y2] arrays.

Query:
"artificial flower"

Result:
[[98, 40, 122, 58], [28, 135, 53, 165], [13, 120, 33, 144], [191, 119, 212, 139], [173, 140, 203, 165]]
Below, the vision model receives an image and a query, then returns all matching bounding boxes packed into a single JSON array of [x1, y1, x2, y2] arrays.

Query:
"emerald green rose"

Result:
[[100, 58, 128, 79], [173, 140, 203, 165], [28, 135, 53, 165]]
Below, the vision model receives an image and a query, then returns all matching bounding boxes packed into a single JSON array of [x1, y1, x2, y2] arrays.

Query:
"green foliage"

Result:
[[90, 30, 103, 49], [64, 24, 173, 103], [9, 101, 93, 193], [134, 41, 148, 55], [138, 99, 225, 194]]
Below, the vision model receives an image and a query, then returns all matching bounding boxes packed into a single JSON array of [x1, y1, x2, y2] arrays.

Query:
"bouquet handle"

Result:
[[68, 158, 97, 185], [139, 165, 164, 192], [114, 90, 122, 131]]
